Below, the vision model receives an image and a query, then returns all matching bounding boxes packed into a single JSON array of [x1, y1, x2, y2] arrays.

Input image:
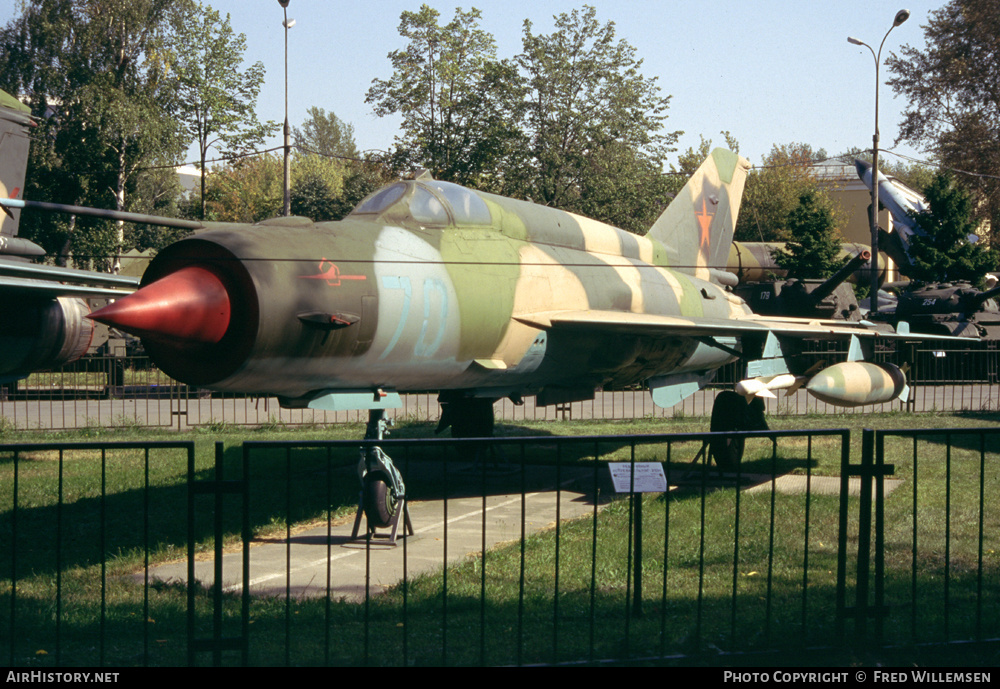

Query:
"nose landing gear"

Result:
[[351, 409, 414, 544]]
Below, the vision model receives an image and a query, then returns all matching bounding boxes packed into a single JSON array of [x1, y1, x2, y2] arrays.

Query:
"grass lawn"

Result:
[[2, 411, 999, 665]]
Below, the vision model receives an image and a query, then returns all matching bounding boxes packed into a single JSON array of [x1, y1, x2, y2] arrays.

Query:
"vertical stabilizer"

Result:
[[648, 148, 749, 283], [0, 89, 32, 242]]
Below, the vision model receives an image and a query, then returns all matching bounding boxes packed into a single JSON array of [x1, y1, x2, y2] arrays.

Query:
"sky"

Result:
[[0, 0, 948, 169]]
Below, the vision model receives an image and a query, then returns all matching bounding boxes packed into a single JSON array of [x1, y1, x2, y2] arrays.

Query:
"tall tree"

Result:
[[293, 107, 358, 160], [905, 172, 998, 286], [0, 0, 181, 270], [887, 0, 1000, 241], [168, 1, 276, 219], [366, 5, 526, 191], [770, 190, 845, 279], [735, 143, 830, 243], [290, 108, 356, 221], [517, 6, 678, 231], [201, 154, 282, 223]]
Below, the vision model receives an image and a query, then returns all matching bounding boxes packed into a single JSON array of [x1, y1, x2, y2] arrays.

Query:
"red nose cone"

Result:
[[89, 265, 231, 344]]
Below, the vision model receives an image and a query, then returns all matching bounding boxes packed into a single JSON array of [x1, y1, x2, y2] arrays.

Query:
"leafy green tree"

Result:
[[770, 190, 845, 279], [289, 108, 362, 221], [334, 156, 398, 218], [202, 154, 282, 223], [0, 0, 181, 269], [518, 6, 678, 231], [736, 143, 830, 243], [289, 154, 345, 221], [366, 5, 526, 191], [887, 0, 1000, 241], [125, 162, 188, 252], [293, 107, 358, 160], [905, 172, 998, 287], [168, 1, 276, 219]]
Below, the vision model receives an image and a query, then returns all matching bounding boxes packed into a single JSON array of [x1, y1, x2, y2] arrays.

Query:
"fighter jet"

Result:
[[74, 149, 919, 435]]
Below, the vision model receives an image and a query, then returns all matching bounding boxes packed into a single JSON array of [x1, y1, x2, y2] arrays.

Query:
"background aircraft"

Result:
[[0, 89, 143, 383]]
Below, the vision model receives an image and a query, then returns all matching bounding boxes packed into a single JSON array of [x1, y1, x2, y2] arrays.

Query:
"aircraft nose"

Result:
[[89, 265, 231, 345]]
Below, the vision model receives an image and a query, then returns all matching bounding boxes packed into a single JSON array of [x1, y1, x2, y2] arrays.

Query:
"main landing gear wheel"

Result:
[[363, 473, 398, 528], [710, 391, 747, 470]]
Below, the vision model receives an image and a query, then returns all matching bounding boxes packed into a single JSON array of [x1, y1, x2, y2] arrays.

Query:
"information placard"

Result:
[[608, 462, 667, 493]]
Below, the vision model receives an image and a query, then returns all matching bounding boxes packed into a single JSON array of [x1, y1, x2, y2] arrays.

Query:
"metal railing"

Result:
[[3, 428, 999, 666], [1, 441, 195, 667], [4, 342, 1000, 432], [844, 427, 1000, 650]]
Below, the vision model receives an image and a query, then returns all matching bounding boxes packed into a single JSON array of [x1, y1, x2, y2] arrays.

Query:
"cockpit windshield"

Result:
[[352, 183, 406, 215], [350, 179, 493, 227], [421, 181, 492, 225]]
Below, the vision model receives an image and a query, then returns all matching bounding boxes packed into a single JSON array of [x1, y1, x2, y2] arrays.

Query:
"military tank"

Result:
[[876, 281, 1000, 339], [733, 250, 870, 322]]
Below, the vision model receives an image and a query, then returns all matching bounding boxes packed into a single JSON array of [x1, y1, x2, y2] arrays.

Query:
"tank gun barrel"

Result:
[[809, 250, 871, 304], [968, 283, 1000, 310]]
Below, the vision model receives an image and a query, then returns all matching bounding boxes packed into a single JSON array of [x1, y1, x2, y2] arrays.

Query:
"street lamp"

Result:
[[848, 8, 909, 315], [279, 1, 294, 216]]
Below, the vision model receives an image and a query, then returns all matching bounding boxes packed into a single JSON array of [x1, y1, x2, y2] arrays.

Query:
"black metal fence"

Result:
[[1, 441, 196, 667], [844, 428, 1000, 649], [4, 429, 998, 666], [3, 341, 1000, 431]]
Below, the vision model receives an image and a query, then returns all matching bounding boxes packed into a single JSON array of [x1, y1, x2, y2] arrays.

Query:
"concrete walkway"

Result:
[[145, 464, 603, 602]]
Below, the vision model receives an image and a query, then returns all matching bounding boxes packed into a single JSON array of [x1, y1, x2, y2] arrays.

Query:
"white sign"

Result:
[[608, 462, 668, 493]]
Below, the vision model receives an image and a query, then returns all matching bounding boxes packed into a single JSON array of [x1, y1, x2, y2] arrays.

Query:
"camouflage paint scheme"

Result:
[[102, 149, 926, 413], [805, 361, 907, 406], [126, 150, 743, 404]]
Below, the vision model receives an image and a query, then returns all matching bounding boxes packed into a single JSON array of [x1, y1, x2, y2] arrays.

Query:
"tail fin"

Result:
[[647, 148, 749, 284], [0, 89, 32, 240]]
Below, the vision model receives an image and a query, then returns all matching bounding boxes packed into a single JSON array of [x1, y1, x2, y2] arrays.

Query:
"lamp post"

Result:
[[279, 1, 294, 216], [848, 8, 909, 314]]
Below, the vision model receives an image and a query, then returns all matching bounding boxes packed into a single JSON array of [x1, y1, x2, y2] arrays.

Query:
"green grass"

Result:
[[2, 413, 1000, 665]]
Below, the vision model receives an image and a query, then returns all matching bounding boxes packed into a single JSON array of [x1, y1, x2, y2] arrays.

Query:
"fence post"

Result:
[[187, 441, 248, 666]]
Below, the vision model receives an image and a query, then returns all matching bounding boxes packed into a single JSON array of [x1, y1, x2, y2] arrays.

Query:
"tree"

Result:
[[887, 0, 1000, 241], [518, 6, 678, 231], [0, 0, 182, 270], [735, 143, 830, 243], [201, 154, 281, 223], [334, 155, 398, 219], [366, 5, 526, 191], [169, 1, 276, 219], [770, 190, 845, 279], [290, 108, 358, 221], [293, 107, 358, 160], [905, 172, 998, 287], [289, 153, 345, 221]]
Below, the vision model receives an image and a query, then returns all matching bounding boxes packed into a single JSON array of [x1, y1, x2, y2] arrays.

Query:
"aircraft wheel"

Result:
[[710, 391, 747, 470], [363, 474, 397, 528]]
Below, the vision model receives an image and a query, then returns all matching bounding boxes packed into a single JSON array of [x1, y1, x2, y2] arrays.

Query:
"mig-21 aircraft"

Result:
[[4, 143, 940, 527]]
